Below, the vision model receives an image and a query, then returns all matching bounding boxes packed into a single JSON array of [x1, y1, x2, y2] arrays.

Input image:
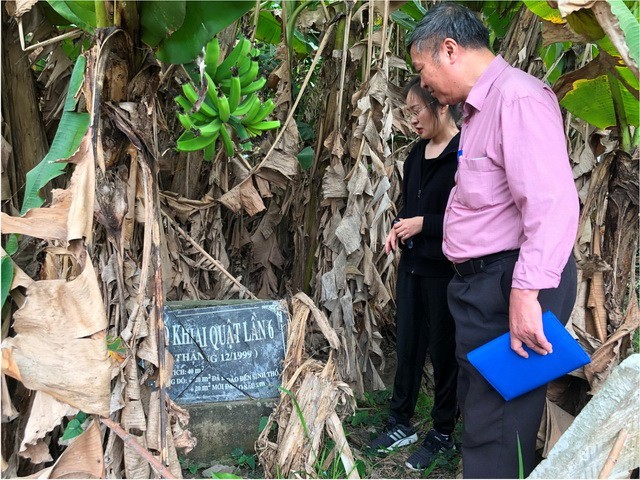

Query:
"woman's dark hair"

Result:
[[402, 76, 460, 124], [407, 2, 490, 60]]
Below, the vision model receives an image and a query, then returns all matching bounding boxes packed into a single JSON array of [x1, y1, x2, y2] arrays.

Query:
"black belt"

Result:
[[452, 250, 520, 277]]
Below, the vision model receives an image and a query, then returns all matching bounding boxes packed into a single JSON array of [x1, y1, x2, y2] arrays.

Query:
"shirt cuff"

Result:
[[512, 262, 562, 290]]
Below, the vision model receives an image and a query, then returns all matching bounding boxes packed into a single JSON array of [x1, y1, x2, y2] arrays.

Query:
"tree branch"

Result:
[[100, 417, 176, 479]]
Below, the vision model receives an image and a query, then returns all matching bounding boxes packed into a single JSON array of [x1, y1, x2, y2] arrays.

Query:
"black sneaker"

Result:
[[368, 422, 418, 453], [405, 429, 455, 471]]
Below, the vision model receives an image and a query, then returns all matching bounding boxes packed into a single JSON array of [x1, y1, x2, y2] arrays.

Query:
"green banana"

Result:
[[190, 111, 209, 123], [203, 137, 217, 161], [245, 125, 261, 137], [198, 118, 222, 135], [219, 61, 263, 94], [237, 56, 256, 77], [217, 77, 231, 94], [234, 52, 253, 78], [228, 117, 250, 140], [197, 100, 218, 118], [217, 90, 231, 122], [182, 83, 218, 117], [249, 120, 281, 131], [241, 97, 263, 125], [181, 83, 199, 105], [204, 72, 221, 108], [177, 130, 218, 152], [219, 124, 234, 156], [205, 37, 220, 79], [175, 96, 211, 124], [240, 77, 267, 95], [233, 93, 259, 116], [205, 99, 220, 117], [177, 113, 195, 130], [239, 61, 260, 88], [228, 75, 241, 113], [249, 99, 276, 124], [175, 95, 193, 112], [215, 37, 251, 81], [234, 123, 250, 141]]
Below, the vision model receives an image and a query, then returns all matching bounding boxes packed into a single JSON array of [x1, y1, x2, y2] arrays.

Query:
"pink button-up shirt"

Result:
[[443, 55, 579, 290]]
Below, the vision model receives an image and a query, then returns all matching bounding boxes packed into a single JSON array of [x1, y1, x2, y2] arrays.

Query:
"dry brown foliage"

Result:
[[0, 1, 637, 478]]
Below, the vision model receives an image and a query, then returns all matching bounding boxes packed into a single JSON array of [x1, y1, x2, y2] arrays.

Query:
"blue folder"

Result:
[[467, 311, 591, 401]]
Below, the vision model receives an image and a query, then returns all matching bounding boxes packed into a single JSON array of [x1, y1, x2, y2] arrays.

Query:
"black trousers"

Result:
[[389, 269, 458, 435], [448, 254, 577, 479]]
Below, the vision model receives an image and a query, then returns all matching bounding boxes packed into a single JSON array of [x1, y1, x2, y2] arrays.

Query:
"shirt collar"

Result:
[[463, 55, 510, 117], [442, 131, 461, 157]]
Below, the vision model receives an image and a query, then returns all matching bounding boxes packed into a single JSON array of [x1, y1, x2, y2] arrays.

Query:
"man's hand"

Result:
[[393, 217, 423, 244], [509, 288, 551, 358]]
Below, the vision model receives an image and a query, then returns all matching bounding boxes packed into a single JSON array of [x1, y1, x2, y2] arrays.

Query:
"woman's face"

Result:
[[405, 91, 438, 140]]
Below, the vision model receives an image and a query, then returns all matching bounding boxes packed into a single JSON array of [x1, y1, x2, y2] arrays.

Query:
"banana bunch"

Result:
[[175, 36, 280, 161]]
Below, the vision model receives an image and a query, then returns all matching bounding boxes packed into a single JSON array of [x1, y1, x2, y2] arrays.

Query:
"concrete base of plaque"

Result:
[[183, 398, 277, 462], [163, 300, 289, 462]]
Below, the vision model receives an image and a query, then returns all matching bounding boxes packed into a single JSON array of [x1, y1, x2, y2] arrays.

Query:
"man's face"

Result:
[[410, 42, 456, 106]]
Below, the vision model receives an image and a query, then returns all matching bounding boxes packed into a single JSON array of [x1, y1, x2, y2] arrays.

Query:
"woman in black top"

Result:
[[369, 76, 460, 471]]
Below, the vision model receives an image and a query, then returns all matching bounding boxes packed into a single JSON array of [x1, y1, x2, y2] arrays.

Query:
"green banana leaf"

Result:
[[155, 1, 254, 64], [399, 0, 426, 20], [256, 10, 310, 55], [523, 0, 564, 24], [141, 1, 186, 48], [297, 146, 314, 171], [542, 42, 571, 85], [555, 55, 639, 129], [4, 235, 18, 256], [21, 56, 90, 215], [529, 0, 638, 131], [256, 10, 281, 44], [565, 9, 605, 41], [1, 254, 13, 310], [46, 0, 96, 32], [390, 10, 417, 32], [390, 0, 428, 32], [481, 1, 522, 40], [609, 0, 640, 68]]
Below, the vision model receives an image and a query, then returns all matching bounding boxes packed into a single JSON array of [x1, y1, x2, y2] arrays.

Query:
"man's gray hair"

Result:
[[408, 2, 490, 59]]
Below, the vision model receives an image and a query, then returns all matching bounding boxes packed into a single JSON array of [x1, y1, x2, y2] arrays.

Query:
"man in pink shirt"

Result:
[[408, 3, 579, 478]]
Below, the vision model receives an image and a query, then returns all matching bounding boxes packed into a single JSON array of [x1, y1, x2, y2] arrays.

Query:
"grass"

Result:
[[179, 443, 262, 478], [342, 386, 462, 479], [517, 433, 524, 479]]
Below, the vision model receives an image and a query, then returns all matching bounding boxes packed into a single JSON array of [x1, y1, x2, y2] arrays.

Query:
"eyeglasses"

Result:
[[404, 99, 437, 118]]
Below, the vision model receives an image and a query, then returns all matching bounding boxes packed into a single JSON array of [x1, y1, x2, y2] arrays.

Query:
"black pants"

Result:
[[448, 254, 577, 479], [389, 269, 458, 435]]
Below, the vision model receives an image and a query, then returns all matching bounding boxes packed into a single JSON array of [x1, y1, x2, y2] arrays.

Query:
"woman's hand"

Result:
[[384, 227, 398, 254], [393, 217, 423, 244]]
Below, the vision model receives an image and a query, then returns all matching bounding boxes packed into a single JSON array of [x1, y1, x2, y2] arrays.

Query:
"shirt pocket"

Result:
[[456, 156, 502, 209]]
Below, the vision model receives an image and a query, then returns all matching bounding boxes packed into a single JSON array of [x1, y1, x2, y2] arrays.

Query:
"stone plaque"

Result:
[[164, 300, 288, 404]]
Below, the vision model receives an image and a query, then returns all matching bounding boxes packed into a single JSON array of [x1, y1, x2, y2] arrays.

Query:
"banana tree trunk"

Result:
[[1, 7, 49, 210]]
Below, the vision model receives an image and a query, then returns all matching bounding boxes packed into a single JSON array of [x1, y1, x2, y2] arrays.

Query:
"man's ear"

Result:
[[442, 38, 459, 62]]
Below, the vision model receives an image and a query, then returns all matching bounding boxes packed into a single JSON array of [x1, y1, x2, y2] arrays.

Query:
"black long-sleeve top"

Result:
[[397, 132, 460, 277]]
